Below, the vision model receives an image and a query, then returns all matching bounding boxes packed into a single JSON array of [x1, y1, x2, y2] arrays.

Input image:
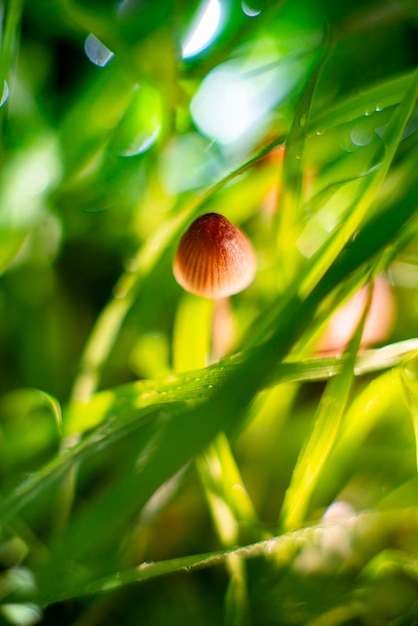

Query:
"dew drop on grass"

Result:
[[241, 0, 263, 17], [350, 123, 374, 147], [84, 33, 115, 67], [0, 80, 9, 107]]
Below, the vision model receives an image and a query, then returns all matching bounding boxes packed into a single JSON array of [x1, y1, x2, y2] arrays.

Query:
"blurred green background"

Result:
[[0, 0, 418, 624]]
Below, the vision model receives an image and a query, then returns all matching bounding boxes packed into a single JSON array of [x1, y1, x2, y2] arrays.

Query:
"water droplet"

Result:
[[350, 124, 374, 147], [299, 114, 307, 128], [241, 0, 263, 17], [0, 80, 9, 108], [125, 258, 138, 272], [140, 391, 159, 402], [375, 104, 384, 112], [315, 129, 324, 136], [364, 110, 373, 117], [295, 154, 302, 160], [265, 539, 277, 554], [84, 33, 115, 67]]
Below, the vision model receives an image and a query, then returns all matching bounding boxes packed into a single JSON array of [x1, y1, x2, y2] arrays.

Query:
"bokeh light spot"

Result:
[[182, 0, 222, 59], [84, 34, 115, 67]]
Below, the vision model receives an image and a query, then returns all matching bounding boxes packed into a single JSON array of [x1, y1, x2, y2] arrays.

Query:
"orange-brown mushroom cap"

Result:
[[173, 213, 256, 298]]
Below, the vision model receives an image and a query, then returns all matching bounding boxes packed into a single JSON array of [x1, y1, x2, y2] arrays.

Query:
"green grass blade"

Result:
[[400, 353, 418, 471], [65, 338, 418, 435], [0, 403, 168, 528], [249, 154, 418, 347], [0, 0, 23, 107], [172, 294, 214, 371], [298, 69, 418, 301], [279, 285, 372, 531], [173, 291, 259, 550], [275, 27, 330, 285], [31, 508, 418, 607], [317, 368, 406, 505], [310, 70, 417, 130]]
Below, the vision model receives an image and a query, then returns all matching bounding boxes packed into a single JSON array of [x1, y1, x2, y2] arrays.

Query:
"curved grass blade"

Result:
[[32, 508, 418, 607], [310, 70, 417, 131], [65, 338, 418, 436], [247, 142, 418, 348], [0, 403, 175, 528], [297, 68, 418, 301]]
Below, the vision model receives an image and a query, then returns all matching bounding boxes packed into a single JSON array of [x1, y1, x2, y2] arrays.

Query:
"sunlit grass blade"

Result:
[[298, 69, 418, 301], [279, 284, 372, 531], [400, 353, 418, 471], [249, 152, 418, 347], [0, 230, 27, 275], [223, 555, 249, 626], [316, 368, 407, 504], [0, 0, 24, 110], [172, 290, 257, 624], [255, 71, 418, 348], [172, 292, 258, 532], [31, 507, 418, 608], [172, 293, 214, 371], [275, 27, 330, 285], [65, 338, 418, 435], [310, 70, 417, 130]]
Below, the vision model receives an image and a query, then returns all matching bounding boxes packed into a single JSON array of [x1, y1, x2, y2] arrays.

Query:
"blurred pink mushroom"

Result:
[[316, 275, 395, 353]]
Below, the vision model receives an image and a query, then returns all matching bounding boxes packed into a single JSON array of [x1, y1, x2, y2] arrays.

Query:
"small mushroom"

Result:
[[316, 275, 395, 354], [173, 213, 256, 299]]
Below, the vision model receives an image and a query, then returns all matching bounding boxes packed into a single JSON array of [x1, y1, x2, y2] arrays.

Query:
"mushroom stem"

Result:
[[211, 297, 236, 363]]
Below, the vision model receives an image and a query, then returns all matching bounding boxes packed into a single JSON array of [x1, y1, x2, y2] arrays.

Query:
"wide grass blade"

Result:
[[66, 338, 418, 435], [310, 70, 417, 131], [31, 508, 418, 607]]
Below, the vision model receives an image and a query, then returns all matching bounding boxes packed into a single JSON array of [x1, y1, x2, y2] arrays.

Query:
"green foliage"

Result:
[[0, 0, 417, 624]]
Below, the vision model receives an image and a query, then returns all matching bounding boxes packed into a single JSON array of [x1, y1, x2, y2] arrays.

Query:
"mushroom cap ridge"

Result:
[[173, 213, 256, 298]]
